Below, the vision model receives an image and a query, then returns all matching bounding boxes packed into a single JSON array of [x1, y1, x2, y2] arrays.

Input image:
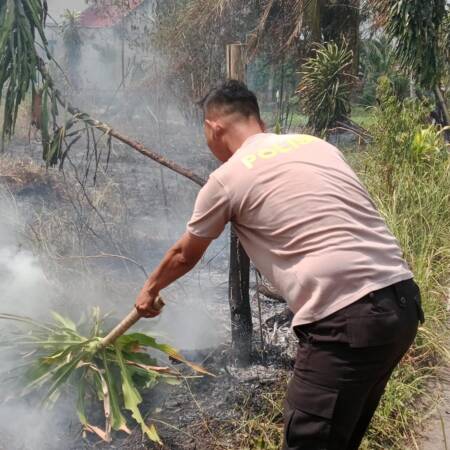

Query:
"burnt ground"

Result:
[[0, 117, 298, 450], [67, 322, 296, 450]]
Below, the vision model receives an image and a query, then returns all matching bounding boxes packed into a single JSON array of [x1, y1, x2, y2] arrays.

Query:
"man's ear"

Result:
[[205, 119, 224, 139]]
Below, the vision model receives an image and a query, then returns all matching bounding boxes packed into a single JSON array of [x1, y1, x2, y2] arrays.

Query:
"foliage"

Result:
[[372, 0, 447, 89], [0, 0, 50, 141], [0, 0, 116, 169], [0, 0, 71, 166], [0, 309, 208, 443], [359, 37, 409, 105], [150, 0, 362, 119], [297, 41, 354, 131], [372, 76, 448, 165]]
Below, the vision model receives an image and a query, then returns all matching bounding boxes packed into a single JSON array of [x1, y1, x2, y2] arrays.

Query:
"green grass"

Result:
[[261, 104, 375, 132], [260, 110, 308, 131], [351, 104, 377, 129]]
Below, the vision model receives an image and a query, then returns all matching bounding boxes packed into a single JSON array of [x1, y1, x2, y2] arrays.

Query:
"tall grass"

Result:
[[357, 78, 450, 448]]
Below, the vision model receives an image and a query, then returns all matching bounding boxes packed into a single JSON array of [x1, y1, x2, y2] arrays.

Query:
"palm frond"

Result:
[[0, 309, 208, 443], [370, 0, 447, 88], [297, 41, 355, 131]]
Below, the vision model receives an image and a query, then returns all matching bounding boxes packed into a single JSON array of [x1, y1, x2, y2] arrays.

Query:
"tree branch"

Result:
[[38, 59, 206, 187]]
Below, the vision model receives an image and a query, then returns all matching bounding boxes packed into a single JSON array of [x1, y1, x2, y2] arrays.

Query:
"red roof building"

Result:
[[79, 0, 144, 28]]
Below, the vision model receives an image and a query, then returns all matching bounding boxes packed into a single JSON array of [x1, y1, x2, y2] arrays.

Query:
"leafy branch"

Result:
[[0, 0, 205, 186]]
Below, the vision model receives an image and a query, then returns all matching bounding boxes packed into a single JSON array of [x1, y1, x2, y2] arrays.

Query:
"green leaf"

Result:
[[76, 371, 88, 426], [102, 351, 130, 433], [115, 347, 162, 444], [51, 311, 77, 331], [117, 333, 213, 376]]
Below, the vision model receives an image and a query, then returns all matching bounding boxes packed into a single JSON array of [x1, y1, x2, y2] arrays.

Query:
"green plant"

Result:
[[373, 0, 447, 89], [297, 41, 355, 132], [0, 0, 50, 141], [372, 0, 449, 126], [371, 76, 431, 166], [359, 37, 409, 105], [0, 309, 207, 444]]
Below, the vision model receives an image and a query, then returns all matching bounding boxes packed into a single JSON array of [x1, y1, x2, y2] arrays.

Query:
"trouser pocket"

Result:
[[284, 377, 338, 449], [394, 279, 425, 324]]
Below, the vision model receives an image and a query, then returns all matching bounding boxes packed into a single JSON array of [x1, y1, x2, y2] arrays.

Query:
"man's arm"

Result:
[[135, 231, 213, 317]]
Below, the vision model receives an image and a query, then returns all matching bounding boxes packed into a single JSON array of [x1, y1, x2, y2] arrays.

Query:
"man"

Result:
[[135, 80, 424, 449]]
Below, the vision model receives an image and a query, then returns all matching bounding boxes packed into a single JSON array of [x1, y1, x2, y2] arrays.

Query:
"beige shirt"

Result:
[[187, 133, 413, 326]]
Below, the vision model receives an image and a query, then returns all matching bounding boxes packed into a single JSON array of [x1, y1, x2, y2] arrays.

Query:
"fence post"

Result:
[[226, 43, 252, 365]]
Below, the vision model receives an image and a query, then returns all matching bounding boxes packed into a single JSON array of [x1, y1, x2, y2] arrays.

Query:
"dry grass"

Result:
[[0, 96, 32, 142]]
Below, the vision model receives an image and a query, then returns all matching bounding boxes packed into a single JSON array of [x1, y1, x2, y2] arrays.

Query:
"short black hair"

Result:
[[198, 80, 261, 120]]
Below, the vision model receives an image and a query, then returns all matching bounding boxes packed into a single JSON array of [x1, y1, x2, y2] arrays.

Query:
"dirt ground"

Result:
[[416, 298, 450, 450], [418, 368, 450, 450]]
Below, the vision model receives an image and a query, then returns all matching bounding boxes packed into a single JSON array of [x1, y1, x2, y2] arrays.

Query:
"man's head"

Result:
[[199, 80, 265, 162]]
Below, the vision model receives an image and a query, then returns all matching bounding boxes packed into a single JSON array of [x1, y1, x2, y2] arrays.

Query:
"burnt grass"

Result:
[[0, 119, 298, 450]]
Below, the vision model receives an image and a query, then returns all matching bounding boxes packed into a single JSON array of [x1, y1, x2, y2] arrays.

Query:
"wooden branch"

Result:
[[38, 59, 206, 187], [335, 119, 372, 143]]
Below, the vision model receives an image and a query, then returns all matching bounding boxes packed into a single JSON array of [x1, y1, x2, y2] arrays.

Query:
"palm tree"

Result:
[[359, 36, 409, 105], [371, 0, 449, 126]]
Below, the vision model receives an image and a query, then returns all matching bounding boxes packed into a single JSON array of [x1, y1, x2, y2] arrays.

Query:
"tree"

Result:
[[359, 36, 409, 105], [61, 10, 83, 90], [150, 1, 364, 118], [371, 0, 449, 127]]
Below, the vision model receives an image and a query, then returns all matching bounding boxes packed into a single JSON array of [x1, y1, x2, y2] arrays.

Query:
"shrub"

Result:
[[297, 41, 355, 132]]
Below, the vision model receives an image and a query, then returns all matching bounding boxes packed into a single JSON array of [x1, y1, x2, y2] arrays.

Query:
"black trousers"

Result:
[[283, 278, 424, 450]]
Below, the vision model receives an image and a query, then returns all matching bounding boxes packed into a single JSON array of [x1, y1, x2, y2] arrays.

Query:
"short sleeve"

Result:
[[187, 176, 232, 239]]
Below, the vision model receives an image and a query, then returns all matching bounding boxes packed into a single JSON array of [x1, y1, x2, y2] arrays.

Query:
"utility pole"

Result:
[[226, 43, 252, 366]]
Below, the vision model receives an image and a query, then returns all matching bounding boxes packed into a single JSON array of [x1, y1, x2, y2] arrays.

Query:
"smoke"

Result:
[[0, 166, 227, 448], [0, 1, 229, 446], [0, 193, 55, 317], [0, 193, 73, 450]]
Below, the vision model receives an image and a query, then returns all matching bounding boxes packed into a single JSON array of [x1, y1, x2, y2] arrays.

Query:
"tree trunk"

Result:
[[226, 43, 253, 365], [348, 0, 360, 78]]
